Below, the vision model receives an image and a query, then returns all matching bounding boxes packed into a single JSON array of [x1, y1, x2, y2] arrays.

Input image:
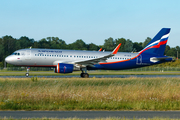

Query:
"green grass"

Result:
[[0, 70, 180, 76], [1, 118, 180, 120], [0, 118, 180, 120], [1, 77, 180, 110]]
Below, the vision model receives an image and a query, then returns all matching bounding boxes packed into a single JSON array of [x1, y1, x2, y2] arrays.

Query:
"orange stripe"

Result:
[[99, 54, 140, 65], [58, 63, 60, 73]]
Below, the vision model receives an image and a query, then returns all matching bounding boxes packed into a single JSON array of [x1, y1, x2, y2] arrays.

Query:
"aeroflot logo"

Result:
[[38, 50, 62, 53]]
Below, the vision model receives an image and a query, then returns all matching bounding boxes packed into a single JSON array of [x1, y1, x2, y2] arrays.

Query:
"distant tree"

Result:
[[175, 46, 180, 58], [175, 46, 180, 51], [3, 35, 16, 55], [133, 42, 143, 52], [142, 37, 151, 48], [39, 38, 50, 48], [50, 37, 59, 49], [45, 37, 67, 49], [0, 38, 4, 62], [15, 39, 21, 50], [88, 43, 99, 51], [103, 37, 115, 51], [68, 39, 87, 50], [115, 38, 126, 52], [19, 36, 34, 49], [57, 39, 67, 49], [166, 48, 177, 57], [164, 45, 170, 55], [33, 41, 39, 48], [124, 39, 133, 52]]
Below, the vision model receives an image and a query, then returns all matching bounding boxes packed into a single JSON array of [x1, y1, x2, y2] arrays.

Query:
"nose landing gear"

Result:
[[25, 67, 30, 77]]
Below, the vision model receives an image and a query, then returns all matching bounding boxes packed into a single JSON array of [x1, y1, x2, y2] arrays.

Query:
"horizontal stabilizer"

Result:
[[150, 56, 172, 63]]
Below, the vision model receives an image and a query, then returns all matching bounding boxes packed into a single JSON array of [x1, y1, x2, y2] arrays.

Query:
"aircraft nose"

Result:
[[5, 56, 12, 63]]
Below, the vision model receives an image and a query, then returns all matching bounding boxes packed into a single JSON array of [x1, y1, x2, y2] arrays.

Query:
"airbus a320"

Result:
[[5, 28, 173, 78]]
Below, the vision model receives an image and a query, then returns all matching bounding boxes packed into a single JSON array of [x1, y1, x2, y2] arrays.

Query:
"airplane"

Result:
[[5, 28, 173, 78]]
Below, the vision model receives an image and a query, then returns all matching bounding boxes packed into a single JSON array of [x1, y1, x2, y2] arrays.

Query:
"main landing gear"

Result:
[[80, 68, 89, 78], [25, 67, 30, 77]]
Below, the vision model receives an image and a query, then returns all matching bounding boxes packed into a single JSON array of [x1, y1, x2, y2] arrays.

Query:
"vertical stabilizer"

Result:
[[139, 28, 170, 56]]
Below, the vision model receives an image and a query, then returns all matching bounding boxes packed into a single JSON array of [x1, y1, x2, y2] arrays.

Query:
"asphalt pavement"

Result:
[[1, 111, 180, 119]]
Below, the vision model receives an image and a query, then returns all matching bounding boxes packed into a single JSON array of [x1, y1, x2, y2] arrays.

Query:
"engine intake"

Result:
[[54, 63, 73, 73]]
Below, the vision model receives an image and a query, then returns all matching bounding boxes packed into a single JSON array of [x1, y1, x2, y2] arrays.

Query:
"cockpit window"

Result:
[[12, 52, 20, 56]]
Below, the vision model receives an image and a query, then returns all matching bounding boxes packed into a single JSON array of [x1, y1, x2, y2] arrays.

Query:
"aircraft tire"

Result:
[[84, 73, 89, 78], [80, 73, 89, 78], [80, 73, 84, 78], [25, 73, 29, 77]]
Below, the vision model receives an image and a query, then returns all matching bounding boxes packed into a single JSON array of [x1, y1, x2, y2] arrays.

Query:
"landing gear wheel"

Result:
[[80, 73, 84, 77], [25, 73, 29, 77], [80, 73, 89, 78], [84, 73, 89, 78]]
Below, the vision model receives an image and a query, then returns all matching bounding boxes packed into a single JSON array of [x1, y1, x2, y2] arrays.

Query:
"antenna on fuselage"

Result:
[[103, 49, 105, 52], [30, 46, 32, 49]]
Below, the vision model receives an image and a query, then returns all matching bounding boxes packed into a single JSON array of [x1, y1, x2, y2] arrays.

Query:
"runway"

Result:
[[1, 111, 180, 119], [0, 75, 180, 78]]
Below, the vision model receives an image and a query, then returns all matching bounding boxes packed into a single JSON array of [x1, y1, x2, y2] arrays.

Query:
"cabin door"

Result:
[[25, 50, 31, 60]]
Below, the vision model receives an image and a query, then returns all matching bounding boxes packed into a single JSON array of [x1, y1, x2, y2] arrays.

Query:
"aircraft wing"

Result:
[[74, 44, 121, 67]]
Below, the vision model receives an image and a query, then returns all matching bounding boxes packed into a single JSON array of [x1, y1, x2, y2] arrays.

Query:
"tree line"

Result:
[[0, 35, 179, 65]]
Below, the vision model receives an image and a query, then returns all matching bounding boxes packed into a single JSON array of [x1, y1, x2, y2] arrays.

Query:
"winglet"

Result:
[[112, 43, 121, 54], [98, 48, 102, 51]]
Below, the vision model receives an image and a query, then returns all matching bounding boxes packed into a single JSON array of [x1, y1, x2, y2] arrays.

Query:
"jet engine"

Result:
[[54, 63, 73, 73]]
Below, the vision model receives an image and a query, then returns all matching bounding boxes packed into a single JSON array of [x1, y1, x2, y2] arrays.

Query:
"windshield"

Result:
[[12, 52, 20, 55]]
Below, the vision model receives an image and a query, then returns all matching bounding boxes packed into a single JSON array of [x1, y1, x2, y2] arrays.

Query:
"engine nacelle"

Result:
[[54, 63, 73, 73]]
